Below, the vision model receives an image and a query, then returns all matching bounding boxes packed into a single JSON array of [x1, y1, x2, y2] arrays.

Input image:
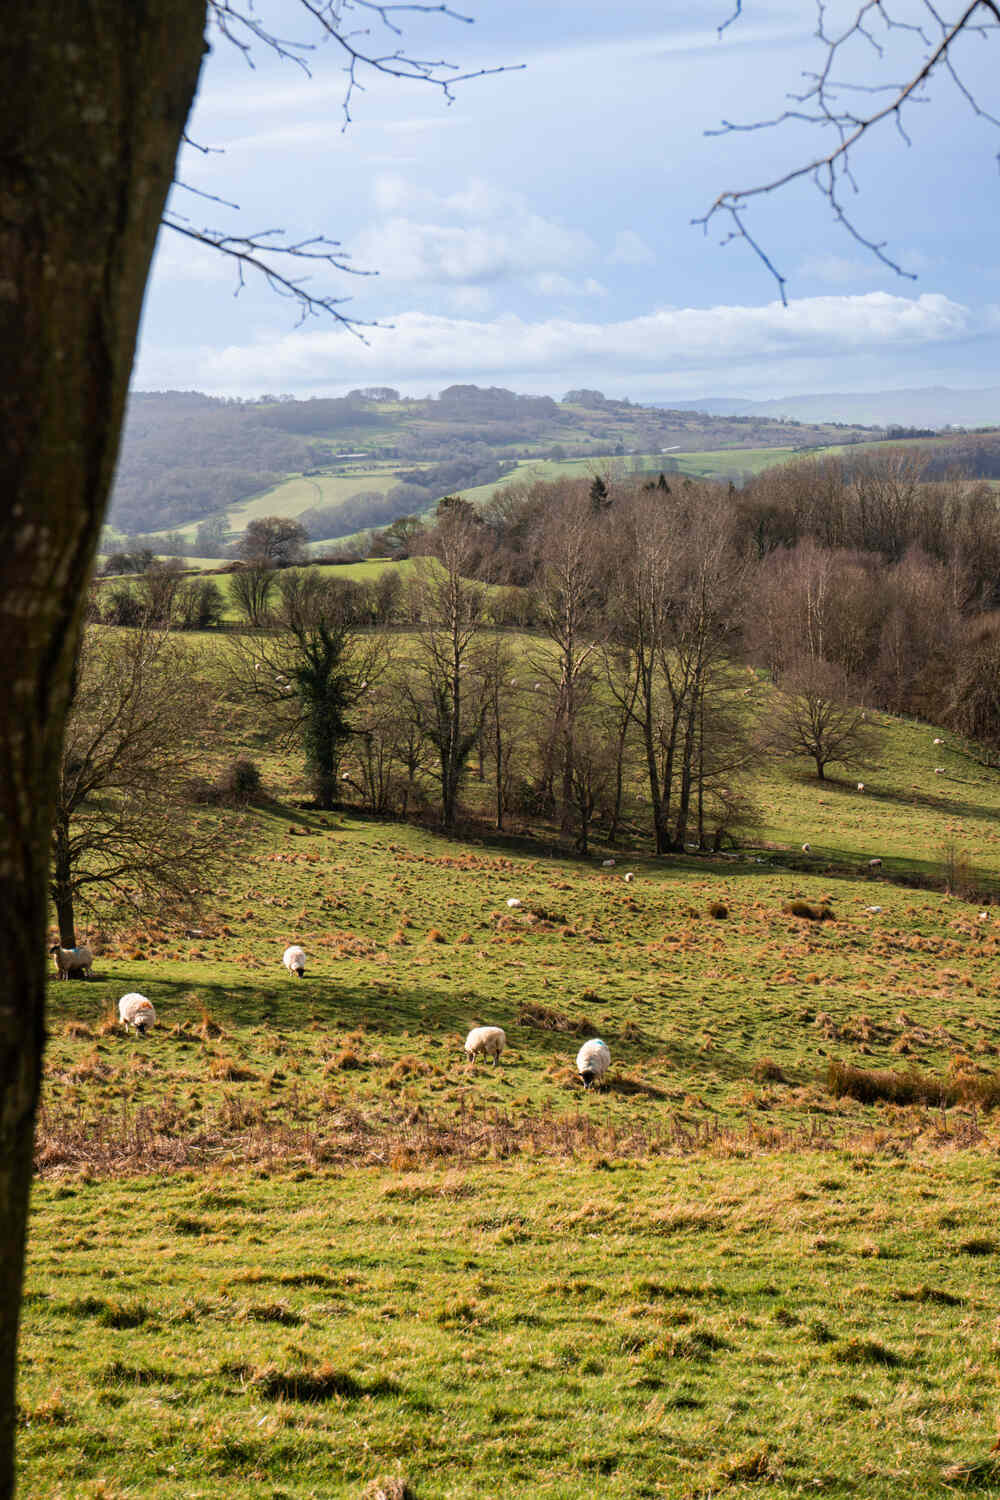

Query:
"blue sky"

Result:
[[133, 0, 1000, 403]]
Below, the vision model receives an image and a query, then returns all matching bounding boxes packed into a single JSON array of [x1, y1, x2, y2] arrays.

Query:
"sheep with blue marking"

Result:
[[576, 1038, 611, 1089], [50, 943, 93, 980]]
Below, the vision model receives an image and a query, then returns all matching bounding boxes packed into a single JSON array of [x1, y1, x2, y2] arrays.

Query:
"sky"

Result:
[[133, 0, 1000, 405]]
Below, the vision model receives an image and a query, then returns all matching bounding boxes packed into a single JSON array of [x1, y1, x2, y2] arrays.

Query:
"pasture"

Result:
[[20, 706, 1000, 1496]]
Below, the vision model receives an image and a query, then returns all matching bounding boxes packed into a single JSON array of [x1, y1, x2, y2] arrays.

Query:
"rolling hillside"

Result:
[[107, 386, 882, 552]]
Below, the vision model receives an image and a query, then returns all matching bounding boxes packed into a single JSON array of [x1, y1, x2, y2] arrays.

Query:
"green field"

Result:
[[171, 449, 806, 554], [20, 691, 1000, 1496]]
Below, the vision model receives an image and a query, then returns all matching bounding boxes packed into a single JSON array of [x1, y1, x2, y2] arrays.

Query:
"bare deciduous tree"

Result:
[[52, 624, 229, 948], [407, 509, 490, 831], [230, 562, 277, 627], [238, 516, 309, 567], [529, 484, 603, 834], [764, 657, 879, 780]]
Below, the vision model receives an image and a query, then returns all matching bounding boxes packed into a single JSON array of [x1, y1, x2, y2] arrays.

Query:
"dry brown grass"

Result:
[[32, 1091, 991, 1179], [517, 1001, 595, 1035], [828, 1057, 1000, 1110], [783, 900, 835, 922]]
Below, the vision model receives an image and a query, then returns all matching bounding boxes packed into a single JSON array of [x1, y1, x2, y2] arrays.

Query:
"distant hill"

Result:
[[107, 385, 880, 542], [667, 386, 1000, 428]]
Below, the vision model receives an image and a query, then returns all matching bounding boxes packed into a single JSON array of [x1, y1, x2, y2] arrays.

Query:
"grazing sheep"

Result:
[[118, 993, 156, 1035], [979, 911, 990, 922], [857, 783, 865, 793], [801, 843, 811, 854], [864, 905, 882, 915], [934, 767, 945, 775], [49, 943, 93, 980], [282, 944, 307, 977], [577, 1038, 611, 1089], [623, 872, 635, 883], [933, 737, 943, 745], [602, 858, 616, 868], [465, 1025, 506, 1064], [506, 897, 522, 909], [868, 857, 883, 871]]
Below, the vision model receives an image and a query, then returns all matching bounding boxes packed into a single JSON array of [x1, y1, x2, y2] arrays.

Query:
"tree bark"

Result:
[[51, 818, 76, 950], [0, 7, 205, 1493]]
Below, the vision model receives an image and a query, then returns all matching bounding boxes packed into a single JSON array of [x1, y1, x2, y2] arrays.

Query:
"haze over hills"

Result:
[[666, 386, 1000, 429]]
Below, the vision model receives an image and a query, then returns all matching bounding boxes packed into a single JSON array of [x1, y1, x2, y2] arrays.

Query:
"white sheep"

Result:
[[282, 944, 307, 977], [934, 767, 945, 775], [577, 1038, 611, 1089], [933, 737, 943, 745], [623, 872, 635, 883], [49, 943, 93, 980], [465, 1025, 506, 1064], [118, 993, 156, 1035], [868, 857, 883, 871], [801, 843, 811, 854], [506, 897, 522, 909], [602, 858, 616, 868], [857, 783, 865, 793]]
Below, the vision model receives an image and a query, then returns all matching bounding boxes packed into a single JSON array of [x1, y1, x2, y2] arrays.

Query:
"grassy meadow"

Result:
[[20, 693, 1000, 1497]]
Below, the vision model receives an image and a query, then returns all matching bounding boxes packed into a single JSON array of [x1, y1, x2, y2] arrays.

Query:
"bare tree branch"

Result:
[[170, 0, 522, 327], [697, 0, 1000, 301]]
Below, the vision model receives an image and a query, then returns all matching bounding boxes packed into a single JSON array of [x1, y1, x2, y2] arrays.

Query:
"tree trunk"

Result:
[[51, 819, 77, 950], [0, 8, 205, 1494]]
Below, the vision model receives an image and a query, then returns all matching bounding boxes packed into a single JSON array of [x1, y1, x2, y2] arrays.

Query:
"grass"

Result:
[[22, 690, 1000, 1495], [19, 1154, 1000, 1497]]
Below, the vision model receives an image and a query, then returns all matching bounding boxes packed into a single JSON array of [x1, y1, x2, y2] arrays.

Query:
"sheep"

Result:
[[801, 843, 811, 854], [465, 1025, 506, 1065], [934, 767, 945, 775], [49, 943, 93, 980], [868, 857, 883, 871], [118, 992, 156, 1035], [933, 737, 943, 745], [577, 1038, 611, 1089], [857, 783, 865, 793], [282, 944, 307, 978], [623, 872, 635, 883], [506, 897, 522, 909], [601, 858, 616, 868]]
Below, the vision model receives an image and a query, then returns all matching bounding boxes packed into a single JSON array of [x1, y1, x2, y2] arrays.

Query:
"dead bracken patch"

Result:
[[828, 1058, 1000, 1110], [784, 900, 835, 922], [517, 1001, 594, 1035]]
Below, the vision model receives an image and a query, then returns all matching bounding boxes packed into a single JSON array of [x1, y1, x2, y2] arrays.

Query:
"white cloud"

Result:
[[353, 214, 593, 286], [609, 230, 656, 266], [353, 174, 596, 291], [138, 291, 984, 397]]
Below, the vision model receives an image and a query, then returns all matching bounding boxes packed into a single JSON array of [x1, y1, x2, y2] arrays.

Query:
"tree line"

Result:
[[64, 456, 1000, 950]]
